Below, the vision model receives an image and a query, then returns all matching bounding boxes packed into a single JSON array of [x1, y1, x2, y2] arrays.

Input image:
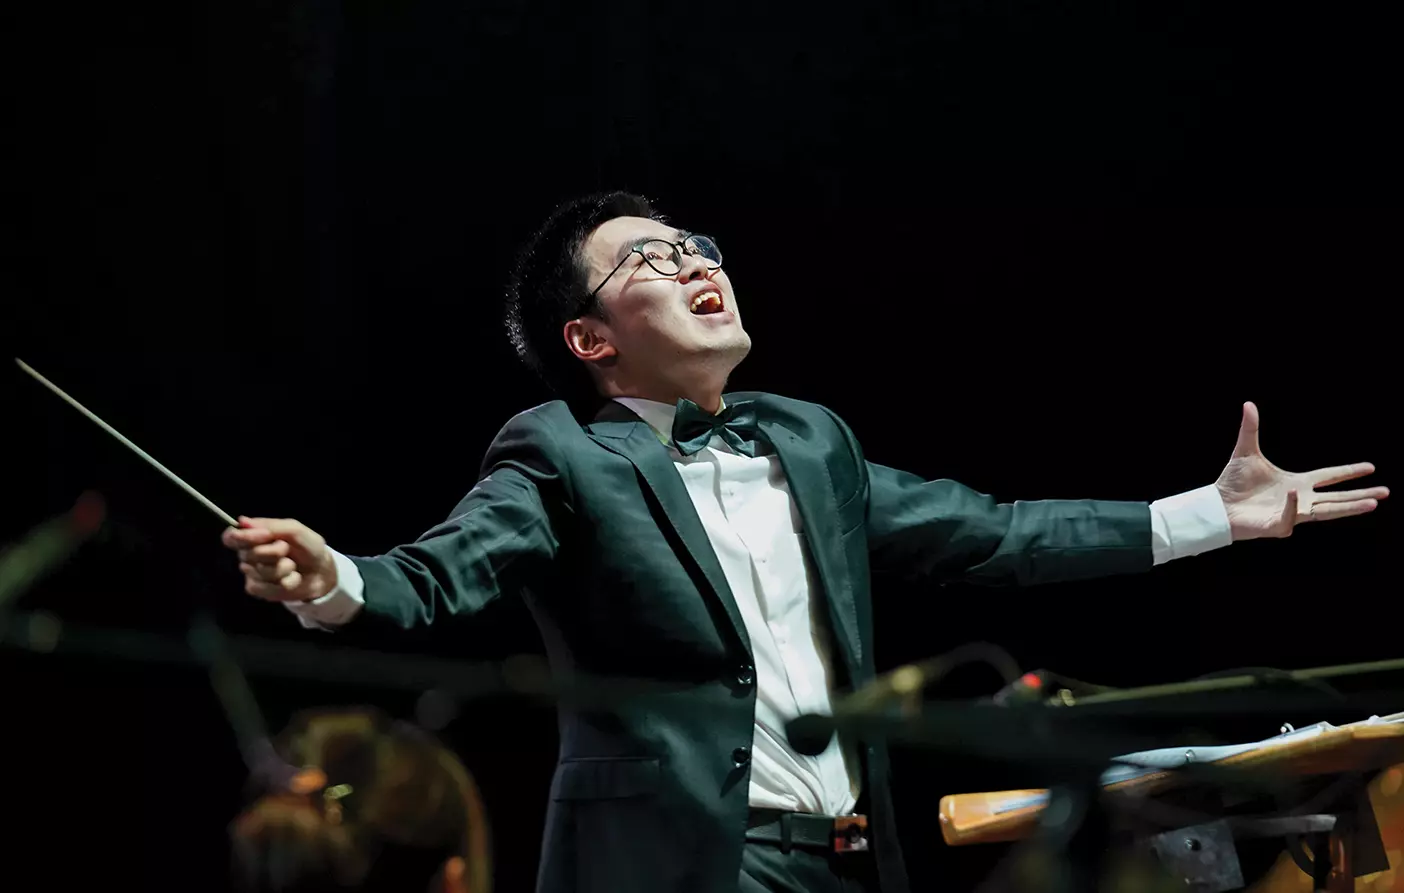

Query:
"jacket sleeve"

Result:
[[824, 408, 1152, 586], [350, 408, 570, 630]]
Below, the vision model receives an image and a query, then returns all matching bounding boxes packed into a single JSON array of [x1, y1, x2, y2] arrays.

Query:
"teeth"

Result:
[[690, 292, 722, 312]]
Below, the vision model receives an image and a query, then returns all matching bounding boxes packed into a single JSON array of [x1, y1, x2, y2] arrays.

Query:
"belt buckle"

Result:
[[831, 815, 869, 854]]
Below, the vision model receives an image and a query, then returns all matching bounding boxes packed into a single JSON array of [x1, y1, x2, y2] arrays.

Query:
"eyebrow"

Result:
[[614, 228, 691, 263]]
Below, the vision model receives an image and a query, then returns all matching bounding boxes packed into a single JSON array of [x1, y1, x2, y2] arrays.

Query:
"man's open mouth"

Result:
[[689, 290, 725, 315]]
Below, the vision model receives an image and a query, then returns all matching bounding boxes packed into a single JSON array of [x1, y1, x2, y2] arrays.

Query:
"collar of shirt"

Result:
[[612, 396, 728, 451]]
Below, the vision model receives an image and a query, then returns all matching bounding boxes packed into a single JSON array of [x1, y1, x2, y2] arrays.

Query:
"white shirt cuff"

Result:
[[1149, 484, 1234, 566], [283, 548, 366, 629]]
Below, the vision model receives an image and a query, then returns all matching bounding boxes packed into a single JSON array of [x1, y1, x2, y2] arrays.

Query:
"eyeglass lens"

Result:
[[637, 236, 721, 275]]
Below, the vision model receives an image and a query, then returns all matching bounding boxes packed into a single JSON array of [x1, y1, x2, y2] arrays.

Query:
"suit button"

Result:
[[736, 665, 755, 686], [732, 746, 751, 767]]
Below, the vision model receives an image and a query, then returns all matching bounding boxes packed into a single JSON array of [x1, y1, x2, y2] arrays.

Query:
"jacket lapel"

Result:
[[758, 419, 863, 671], [585, 404, 752, 656]]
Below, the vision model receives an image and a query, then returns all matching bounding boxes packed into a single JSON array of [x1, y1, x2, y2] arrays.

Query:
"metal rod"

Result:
[[1059, 657, 1404, 706]]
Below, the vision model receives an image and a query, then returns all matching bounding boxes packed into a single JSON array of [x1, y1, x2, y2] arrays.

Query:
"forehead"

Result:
[[585, 216, 683, 262]]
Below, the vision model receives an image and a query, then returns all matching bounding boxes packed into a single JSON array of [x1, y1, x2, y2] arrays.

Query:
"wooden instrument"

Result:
[[939, 713, 1404, 892]]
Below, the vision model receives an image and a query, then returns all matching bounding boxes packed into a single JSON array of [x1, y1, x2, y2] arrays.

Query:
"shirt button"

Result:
[[736, 665, 755, 686], [732, 746, 752, 767]]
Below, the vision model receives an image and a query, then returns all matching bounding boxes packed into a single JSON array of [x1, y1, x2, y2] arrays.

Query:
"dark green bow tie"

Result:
[[670, 398, 762, 457]]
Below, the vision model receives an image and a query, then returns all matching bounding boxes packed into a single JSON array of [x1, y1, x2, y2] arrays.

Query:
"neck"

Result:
[[601, 379, 724, 414]]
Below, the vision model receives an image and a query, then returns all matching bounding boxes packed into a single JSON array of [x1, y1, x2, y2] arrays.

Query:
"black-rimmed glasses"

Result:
[[585, 234, 723, 305]]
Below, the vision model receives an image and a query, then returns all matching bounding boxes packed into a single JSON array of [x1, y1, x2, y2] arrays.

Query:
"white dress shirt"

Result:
[[288, 397, 1234, 815]]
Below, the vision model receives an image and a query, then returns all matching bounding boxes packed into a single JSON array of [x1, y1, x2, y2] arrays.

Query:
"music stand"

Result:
[[939, 714, 1404, 892]]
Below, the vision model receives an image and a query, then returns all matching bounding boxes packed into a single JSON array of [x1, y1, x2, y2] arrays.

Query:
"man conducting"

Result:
[[223, 192, 1386, 893]]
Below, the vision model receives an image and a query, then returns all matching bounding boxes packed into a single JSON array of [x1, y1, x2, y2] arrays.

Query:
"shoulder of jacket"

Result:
[[730, 391, 851, 429], [502, 399, 575, 429]]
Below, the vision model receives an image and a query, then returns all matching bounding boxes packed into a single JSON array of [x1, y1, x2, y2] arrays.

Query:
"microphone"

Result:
[[992, 670, 1054, 705], [786, 659, 1118, 754], [786, 643, 1022, 755], [991, 669, 1116, 706], [786, 713, 838, 757], [786, 663, 932, 755]]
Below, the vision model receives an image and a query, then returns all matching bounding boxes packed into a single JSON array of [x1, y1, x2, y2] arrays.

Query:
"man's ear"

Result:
[[563, 318, 618, 363]]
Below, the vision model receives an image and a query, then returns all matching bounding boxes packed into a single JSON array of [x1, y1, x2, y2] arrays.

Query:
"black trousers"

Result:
[[738, 840, 879, 893]]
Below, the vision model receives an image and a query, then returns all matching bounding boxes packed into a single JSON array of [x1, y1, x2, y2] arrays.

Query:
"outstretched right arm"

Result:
[[221, 410, 568, 632]]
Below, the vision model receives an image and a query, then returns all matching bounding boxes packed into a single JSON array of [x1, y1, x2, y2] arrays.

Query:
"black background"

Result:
[[1, 0, 1396, 890]]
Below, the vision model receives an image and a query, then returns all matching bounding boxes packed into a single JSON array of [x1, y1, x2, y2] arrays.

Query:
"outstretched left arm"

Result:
[[837, 402, 1386, 588]]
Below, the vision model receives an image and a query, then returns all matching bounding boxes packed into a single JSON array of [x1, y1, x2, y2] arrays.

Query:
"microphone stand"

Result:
[[806, 654, 1404, 759], [1038, 656, 1404, 711]]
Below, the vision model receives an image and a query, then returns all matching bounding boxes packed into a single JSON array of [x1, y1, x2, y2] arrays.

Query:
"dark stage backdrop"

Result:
[[1, 0, 1396, 891]]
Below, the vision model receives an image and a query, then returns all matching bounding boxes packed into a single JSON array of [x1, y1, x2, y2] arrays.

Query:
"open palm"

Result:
[[1216, 402, 1387, 540]]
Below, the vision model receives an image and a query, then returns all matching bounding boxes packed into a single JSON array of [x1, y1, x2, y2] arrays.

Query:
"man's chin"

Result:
[[712, 332, 751, 364], [682, 336, 750, 378]]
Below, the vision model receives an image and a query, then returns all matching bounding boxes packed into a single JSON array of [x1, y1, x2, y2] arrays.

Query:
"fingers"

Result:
[[1309, 462, 1377, 487], [241, 516, 313, 537], [244, 572, 307, 602], [236, 541, 291, 563], [1303, 498, 1380, 523], [236, 539, 292, 579], [1312, 485, 1390, 503], [223, 526, 278, 548], [1231, 401, 1261, 459], [222, 515, 332, 603], [222, 517, 322, 554], [240, 558, 297, 581]]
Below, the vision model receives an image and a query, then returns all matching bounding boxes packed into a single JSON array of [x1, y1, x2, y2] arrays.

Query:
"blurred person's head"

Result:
[[229, 707, 489, 893]]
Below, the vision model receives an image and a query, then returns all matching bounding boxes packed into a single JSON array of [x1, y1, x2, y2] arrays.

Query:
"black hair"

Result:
[[504, 190, 664, 409]]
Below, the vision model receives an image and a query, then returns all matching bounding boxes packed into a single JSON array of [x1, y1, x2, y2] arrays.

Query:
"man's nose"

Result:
[[677, 252, 711, 281]]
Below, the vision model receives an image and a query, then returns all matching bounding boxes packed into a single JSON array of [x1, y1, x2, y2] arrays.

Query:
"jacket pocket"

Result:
[[549, 756, 661, 801]]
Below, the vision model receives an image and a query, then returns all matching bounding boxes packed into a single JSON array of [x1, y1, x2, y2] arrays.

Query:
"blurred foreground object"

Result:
[[942, 713, 1404, 892], [0, 492, 105, 610], [230, 707, 491, 893]]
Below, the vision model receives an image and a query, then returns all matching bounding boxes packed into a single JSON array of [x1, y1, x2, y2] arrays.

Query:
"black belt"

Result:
[[745, 809, 871, 854]]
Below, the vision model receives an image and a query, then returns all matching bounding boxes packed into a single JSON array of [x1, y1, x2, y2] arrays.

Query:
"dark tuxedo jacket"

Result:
[[344, 392, 1152, 893]]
